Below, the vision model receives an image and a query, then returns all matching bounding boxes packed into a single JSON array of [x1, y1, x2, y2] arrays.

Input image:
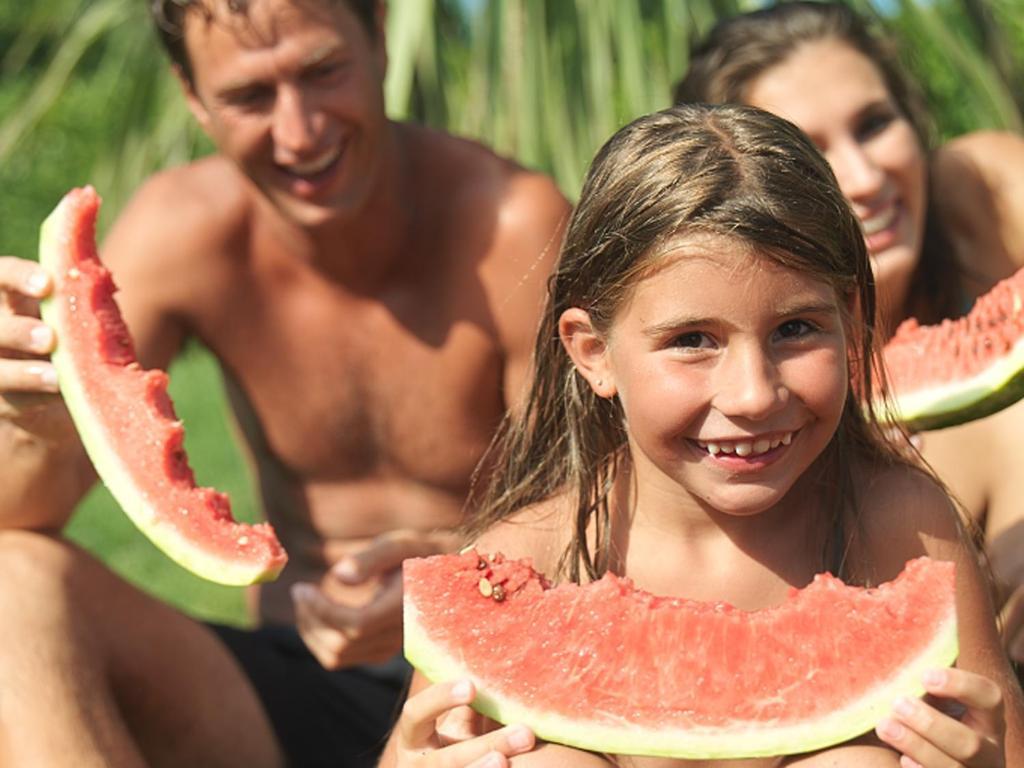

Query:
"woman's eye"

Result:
[[856, 110, 896, 142], [776, 319, 815, 340]]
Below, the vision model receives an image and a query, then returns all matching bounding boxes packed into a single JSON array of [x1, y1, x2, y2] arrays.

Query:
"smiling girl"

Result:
[[381, 104, 1024, 767]]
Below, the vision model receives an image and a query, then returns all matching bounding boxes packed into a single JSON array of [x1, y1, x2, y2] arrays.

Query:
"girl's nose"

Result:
[[713, 344, 789, 420]]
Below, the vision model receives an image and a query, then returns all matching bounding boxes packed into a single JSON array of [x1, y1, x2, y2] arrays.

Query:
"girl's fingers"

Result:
[[922, 668, 1004, 734], [429, 724, 535, 767], [466, 752, 509, 768], [875, 677, 1003, 767], [398, 680, 477, 749]]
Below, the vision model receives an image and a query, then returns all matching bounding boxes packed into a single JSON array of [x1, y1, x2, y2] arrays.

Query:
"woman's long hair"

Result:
[[673, 1, 963, 327]]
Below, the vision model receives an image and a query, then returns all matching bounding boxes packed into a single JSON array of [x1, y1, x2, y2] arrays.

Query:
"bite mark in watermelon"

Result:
[[403, 551, 958, 759], [879, 267, 1024, 430], [38, 187, 287, 586]]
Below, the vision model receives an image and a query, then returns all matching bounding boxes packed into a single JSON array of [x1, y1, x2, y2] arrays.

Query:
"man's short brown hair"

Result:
[[150, 0, 377, 85]]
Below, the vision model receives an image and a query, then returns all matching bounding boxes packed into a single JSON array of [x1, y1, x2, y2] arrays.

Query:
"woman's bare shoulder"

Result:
[[933, 130, 1024, 273]]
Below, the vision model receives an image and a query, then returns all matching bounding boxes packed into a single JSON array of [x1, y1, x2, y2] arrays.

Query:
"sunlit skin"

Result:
[[744, 40, 928, 332], [182, 0, 389, 228], [572, 235, 849, 524]]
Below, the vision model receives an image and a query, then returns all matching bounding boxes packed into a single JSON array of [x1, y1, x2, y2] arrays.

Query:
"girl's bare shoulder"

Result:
[[470, 495, 575, 577], [853, 457, 966, 579]]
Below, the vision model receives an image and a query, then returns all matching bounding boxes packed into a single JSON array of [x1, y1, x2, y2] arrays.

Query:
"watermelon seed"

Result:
[[479, 577, 493, 597], [492, 584, 506, 602], [476, 556, 487, 570]]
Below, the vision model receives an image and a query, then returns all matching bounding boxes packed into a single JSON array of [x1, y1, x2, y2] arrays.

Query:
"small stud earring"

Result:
[[596, 379, 603, 387]]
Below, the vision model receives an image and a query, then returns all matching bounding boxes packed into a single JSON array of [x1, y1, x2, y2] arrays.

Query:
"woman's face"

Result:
[[744, 39, 928, 328]]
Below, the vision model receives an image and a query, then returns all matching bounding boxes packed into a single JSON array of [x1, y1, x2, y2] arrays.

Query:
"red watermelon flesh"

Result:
[[879, 267, 1024, 430], [403, 551, 958, 759], [38, 187, 287, 585]]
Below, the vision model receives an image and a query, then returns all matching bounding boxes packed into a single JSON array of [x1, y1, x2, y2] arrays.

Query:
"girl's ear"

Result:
[[559, 308, 617, 398]]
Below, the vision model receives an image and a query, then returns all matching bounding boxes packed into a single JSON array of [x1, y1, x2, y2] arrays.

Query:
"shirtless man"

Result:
[[0, 0, 568, 765]]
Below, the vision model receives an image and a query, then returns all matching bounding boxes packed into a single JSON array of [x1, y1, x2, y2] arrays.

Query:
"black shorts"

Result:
[[211, 624, 412, 768]]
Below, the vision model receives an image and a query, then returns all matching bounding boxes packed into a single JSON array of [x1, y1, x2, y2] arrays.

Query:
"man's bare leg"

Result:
[[0, 530, 285, 768]]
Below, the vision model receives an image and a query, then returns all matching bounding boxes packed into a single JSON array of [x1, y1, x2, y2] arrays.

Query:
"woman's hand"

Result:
[[390, 679, 536, 767], [875, 667, 1005, 767]]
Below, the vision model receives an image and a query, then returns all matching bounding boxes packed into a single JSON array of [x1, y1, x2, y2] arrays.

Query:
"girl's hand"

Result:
[[875, 667, 1005, 767], [393, 679, 536, 767]]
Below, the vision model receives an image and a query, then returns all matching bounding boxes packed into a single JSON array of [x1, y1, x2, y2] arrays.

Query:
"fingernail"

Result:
[[892, 697, 915, 717], [451, 679, 472, 701], [25, 272, 50, 296], [922, 668, 945, 688], [29, 363, 58, 389], [30, 325, 53, 352], [506, 725, 533, 750], [876, 717, 905, 740]]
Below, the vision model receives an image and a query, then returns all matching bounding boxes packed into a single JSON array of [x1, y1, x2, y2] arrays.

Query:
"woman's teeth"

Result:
[[860, 206, 897, 236], [697, 432, 793, 457]]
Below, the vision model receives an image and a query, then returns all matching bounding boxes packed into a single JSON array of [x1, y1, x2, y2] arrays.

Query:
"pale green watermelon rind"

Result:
[[877, 333, 1024, 431], [403, 598, 958, 759], [38, 191, 284, 587]]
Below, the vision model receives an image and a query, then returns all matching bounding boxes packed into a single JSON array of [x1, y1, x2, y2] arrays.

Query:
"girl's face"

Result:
[[565, 236, 849, 517], [744, 39, 927, 326]]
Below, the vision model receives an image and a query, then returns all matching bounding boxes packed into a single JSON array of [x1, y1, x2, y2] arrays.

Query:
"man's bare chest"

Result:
[[205, 273, 507, 489]]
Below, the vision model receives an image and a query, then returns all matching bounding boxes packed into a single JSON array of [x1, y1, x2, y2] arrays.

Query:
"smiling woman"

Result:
[[674, 0, 1024, 673]]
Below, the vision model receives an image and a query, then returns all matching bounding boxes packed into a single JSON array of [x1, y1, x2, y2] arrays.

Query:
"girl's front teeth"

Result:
[[699, 432, 792, 457]]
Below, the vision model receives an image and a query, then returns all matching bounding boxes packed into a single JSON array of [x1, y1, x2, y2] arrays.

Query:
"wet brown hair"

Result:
[[466, 103, 905, 585], [673, 1, 963, 328], [149, 0, 377, 85]]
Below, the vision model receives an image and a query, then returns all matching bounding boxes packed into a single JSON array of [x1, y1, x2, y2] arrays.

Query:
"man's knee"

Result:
[[0, 530, 98, 625]]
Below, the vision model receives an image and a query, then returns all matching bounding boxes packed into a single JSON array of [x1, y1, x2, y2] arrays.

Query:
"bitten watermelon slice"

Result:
[[38, 187, 287, 586], [403, 551, 958, 759], [879, 267, 1024, 431]]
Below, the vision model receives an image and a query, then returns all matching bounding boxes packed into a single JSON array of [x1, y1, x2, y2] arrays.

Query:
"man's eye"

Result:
[[225, 87, 273, 108], [307, 61, 347, 82]]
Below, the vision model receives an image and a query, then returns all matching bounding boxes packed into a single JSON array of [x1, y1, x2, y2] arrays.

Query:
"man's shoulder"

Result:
[[100, 156, 256, 312], [116, 156, 253, 251], [405, 124, 569, 234]]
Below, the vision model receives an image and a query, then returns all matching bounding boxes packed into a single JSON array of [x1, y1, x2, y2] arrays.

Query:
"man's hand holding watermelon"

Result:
[[0, 257, 92, 530]]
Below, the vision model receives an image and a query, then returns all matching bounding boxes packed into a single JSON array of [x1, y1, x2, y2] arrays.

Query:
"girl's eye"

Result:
[[671, 331, 713, 349], [775, 319, 815, 340]]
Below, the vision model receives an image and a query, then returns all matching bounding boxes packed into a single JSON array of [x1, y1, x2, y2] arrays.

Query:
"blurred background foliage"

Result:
[[1, 0, 1022, 625]]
